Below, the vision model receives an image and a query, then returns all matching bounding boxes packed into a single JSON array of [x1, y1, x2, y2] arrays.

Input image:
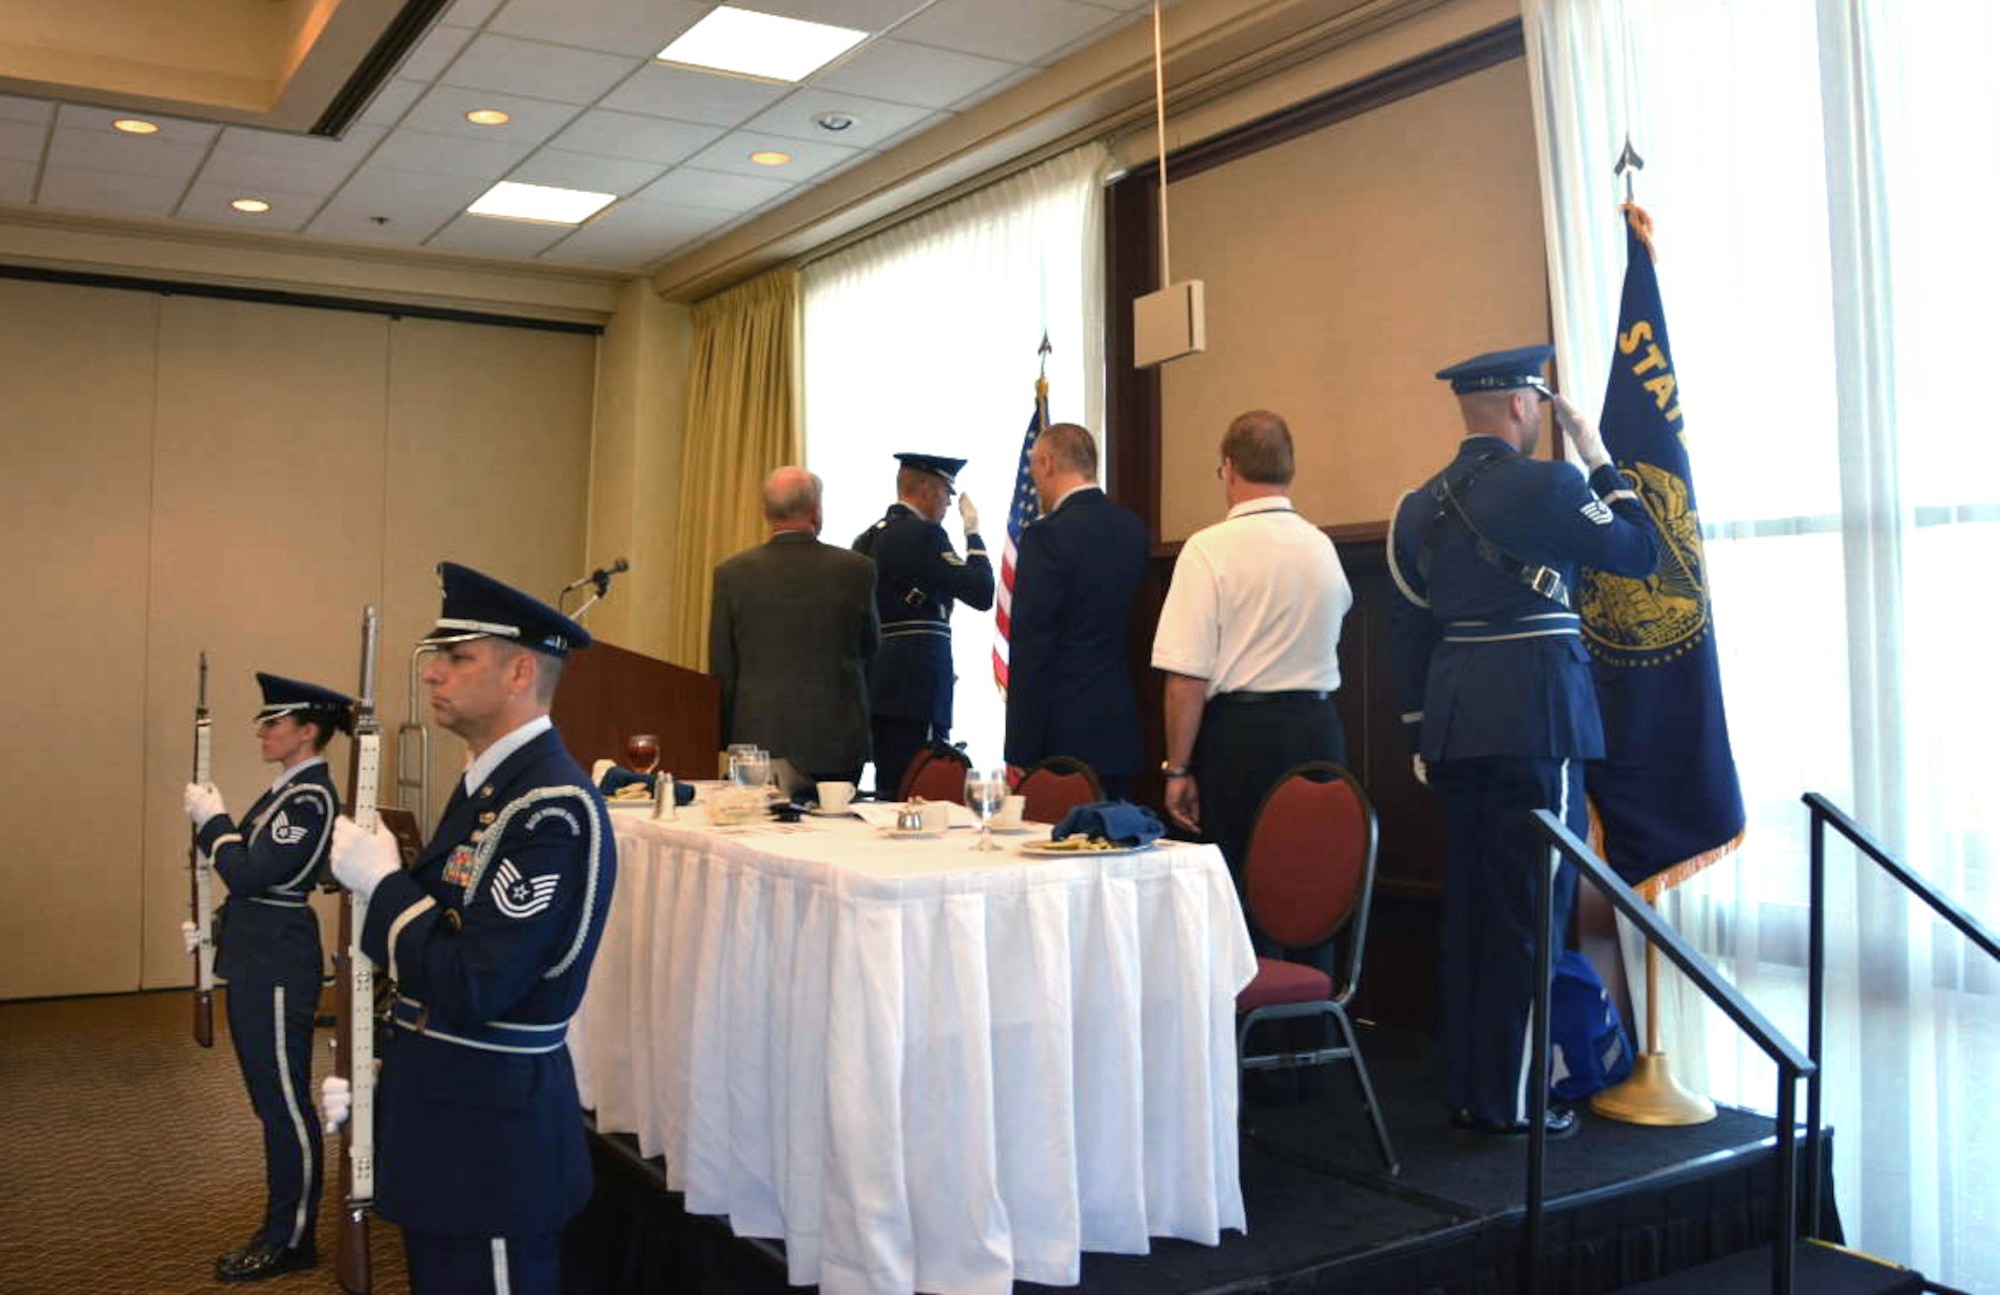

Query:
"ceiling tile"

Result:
[[490, 0, 711, 57], [46, 125, 208, 183], [366, 127, 535, 180], [947, 65, 1036, 111], [400, 85, 582, 146], [0, 118, 45, 163], [810, 38, 1016, 110], [54, 103, 218, 147], [308, 167, 491, 246], [630, 165, 793, 214], [507, 149, 664, 195], [358, 79, 428, 129], [38, 167, 189, 219], [893, 0, 1122, 66], [175, 181, 324, 233], [441, 0, 506, 25], [0, 94, 53, 125], [424, 212, 576, 258], [200, 125, 388, 197], [545, 109, 722, 166], [682, 130, 860, 184], [539, 199, 723, 265], [398, 22, 478, 82], [443, 32, 642, 105], [601, 63, 792, 129], [740, 87, 932, 151], [0, 158, 35, 204], [750, 0, 935, 30]]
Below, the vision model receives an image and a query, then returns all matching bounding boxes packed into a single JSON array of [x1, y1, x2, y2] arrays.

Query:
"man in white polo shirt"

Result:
[[1152, 409, 1353, 918]]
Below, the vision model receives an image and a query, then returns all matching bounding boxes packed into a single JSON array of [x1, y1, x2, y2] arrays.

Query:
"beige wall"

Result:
[[1159, 57, 1548, 540], [0, 277, 597, 999]]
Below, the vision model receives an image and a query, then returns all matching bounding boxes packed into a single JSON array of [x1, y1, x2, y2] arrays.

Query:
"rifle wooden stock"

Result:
[[189, 651, 215, 1049], [334, 607, 382, 1295]]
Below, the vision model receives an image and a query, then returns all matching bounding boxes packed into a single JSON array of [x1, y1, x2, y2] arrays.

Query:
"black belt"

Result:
[[1208, 689, 1334, 707]]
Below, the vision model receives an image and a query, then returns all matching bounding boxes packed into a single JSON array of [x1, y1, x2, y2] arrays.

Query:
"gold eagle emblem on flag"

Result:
[[1579, 462, 1712, 667]]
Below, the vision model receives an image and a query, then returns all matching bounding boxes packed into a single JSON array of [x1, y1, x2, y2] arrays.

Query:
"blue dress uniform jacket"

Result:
[[196, 760, 335, 1252], [1387, 436, 1660, 760], [360, 727, 615, 1237], [853, 503, 994, 729], [1002, 487, 1149, 782]]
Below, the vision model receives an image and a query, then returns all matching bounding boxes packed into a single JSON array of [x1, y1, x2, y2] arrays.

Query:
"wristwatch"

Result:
[[1160, 761, 1192, 778]]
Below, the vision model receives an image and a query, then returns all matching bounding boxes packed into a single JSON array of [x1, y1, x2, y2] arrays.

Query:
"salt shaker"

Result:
[[653, 771, 676, 820]]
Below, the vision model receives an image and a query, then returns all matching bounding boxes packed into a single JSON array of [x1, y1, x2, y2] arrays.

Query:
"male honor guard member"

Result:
[[1387, 345, 1659, 1138], [324, 562, 615, 1295], [183, 673, 350, 1282], [853, 451, 994, 798]]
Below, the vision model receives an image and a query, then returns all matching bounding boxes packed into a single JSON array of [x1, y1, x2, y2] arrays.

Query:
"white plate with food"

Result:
[[1017, 837, 1157, 856]]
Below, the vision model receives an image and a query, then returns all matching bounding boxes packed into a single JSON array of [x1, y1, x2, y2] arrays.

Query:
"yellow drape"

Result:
[[669, 267, 802, 669]]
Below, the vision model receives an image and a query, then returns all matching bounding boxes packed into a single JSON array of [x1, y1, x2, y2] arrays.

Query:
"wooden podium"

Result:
[[550, 640, 720, 780]]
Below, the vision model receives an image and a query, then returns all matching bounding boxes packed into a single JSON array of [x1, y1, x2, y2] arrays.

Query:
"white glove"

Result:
[[183, 782, 226, 828], [957, 492, 980, 534], [1551, 393, 1610, 471], [320, 1074, 351, 1133], [180, 920, 200, 955], [1412, 755, 1429, 786], [330, 816, 400, 901]]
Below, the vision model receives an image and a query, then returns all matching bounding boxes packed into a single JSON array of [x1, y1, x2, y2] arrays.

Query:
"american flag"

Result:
[[992, 379, 1048, 695]]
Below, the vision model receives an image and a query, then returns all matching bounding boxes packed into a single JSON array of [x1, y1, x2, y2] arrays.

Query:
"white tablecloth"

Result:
[[571, 805, 1258, 1295]]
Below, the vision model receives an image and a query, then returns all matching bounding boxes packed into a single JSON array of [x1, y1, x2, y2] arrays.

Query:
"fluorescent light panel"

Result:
[[468, 180, 616, 225], [656, 6, 868, 83]]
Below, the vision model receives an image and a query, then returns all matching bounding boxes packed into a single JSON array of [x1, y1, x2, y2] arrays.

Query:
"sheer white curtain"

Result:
[[801, 143, 1109, 774], [1526, 0, 2000, 1285]]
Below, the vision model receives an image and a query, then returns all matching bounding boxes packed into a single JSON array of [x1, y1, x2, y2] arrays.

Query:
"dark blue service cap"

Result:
[[1435, 344, 1556, 395], [423, 561, 591, 657], [894, 452, 966, 487], [254, 672, 353, 727]]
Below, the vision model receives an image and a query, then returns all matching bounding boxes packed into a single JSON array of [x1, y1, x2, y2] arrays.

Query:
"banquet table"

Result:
[[570, 800, 1259, 1295]]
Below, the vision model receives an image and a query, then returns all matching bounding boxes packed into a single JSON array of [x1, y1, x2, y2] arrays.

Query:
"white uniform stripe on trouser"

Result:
[[492, 1237, 511, 1294], [1511, 759, 1571, 1125], [273, 985, 313, 1248]]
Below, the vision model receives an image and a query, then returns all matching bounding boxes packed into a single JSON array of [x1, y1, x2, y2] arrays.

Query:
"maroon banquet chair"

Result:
[[1236, 761, 1398, 1173], [1016, 756, 1103, 825], [898, 742, 971, 806]]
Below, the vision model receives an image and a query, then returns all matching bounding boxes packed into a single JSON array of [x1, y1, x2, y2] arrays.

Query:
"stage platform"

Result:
[[563, 1025, 1844, 1294]]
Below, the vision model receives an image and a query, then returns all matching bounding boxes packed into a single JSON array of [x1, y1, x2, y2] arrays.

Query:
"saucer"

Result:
[[807, 806, 858, 818], [877, 826, 944, 839]]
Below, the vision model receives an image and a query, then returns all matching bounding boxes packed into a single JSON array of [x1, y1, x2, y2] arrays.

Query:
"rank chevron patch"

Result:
[[492, 859, 559, 919], [270, 812, 307, 846]]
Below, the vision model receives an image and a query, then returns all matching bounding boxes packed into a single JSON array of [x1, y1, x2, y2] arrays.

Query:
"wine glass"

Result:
[[965, 767, 1007, 852], [625, 734, 660, 775]]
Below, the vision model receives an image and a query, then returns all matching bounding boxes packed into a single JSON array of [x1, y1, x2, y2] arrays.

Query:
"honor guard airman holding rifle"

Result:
[[321, 562, 615, 1295], [182, 672, 350, 1282], [854, 451, 994, 799], [1387, 346, 1660, 1139]]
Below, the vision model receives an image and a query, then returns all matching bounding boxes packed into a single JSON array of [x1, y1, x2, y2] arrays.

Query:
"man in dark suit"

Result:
[[711, 466, 879, 783], [854, 452, 993, 798], [326, 562, 615, 1295], [1388, 345, 1659, 1139], [1002, 422, 1148, 798]]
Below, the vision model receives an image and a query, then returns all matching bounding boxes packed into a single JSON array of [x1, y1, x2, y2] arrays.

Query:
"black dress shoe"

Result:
[[212, 1234, 265, 1275], [215, 1239, 317, 1283], [1450, 1106, 1578, 1139]]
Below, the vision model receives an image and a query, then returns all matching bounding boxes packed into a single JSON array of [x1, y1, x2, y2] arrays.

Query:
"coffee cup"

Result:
[[917, 800, 951, 833], [818, 780, 855, 812], [991, 795, 1026, 829]]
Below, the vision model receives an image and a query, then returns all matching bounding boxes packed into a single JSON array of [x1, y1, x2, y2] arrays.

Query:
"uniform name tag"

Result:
[[442, 845, 477, 889]]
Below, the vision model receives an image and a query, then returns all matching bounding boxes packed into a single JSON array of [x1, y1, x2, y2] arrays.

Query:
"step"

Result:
[[1614, 1239, 1925, 1295]]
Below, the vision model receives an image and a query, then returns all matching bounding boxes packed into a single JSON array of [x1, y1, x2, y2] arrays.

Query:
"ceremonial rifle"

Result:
[[188, 652, 215, 1048], [332, 606, 381, 1293]]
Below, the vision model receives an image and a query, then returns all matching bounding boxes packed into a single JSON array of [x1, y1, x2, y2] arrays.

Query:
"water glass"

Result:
[[965, 768, 1007, 852]]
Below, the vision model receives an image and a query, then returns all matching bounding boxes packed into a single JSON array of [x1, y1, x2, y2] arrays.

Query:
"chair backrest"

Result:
[[1017, 756, 1104, 825], [900, 743, 971, 805], [1243, 762, 1378, 999]]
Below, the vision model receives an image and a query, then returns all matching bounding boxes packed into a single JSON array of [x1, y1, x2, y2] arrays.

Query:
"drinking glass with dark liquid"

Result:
[[625, 733, 661, 775]]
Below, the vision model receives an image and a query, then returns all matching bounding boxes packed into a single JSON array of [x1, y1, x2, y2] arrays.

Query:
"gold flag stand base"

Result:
[[1590, 1051, 1716, 1125]]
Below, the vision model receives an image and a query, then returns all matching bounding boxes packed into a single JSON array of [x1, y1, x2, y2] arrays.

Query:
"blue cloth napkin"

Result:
[[598, 767, 695, 805], [1050, 800, 1165, 847]]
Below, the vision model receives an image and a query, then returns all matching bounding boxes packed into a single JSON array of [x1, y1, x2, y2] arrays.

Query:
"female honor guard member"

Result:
[[323, 562, 615, 1295], [181, 673, 349, 1282], [853, 451, 993, 798]]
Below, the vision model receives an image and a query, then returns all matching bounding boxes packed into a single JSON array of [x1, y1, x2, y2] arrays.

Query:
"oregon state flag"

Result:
[[1578, 209, 1745, 887]]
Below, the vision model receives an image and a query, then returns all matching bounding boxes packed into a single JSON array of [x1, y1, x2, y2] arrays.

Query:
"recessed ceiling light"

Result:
[[465, 109, 511, 126], [656, 6, 868, 83], [467, 180, 616, 225], [748, 150, 792, 166], [230, 198, 272, 214], [112, 119, 160, 135]]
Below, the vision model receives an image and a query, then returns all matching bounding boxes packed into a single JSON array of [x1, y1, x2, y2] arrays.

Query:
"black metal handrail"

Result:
[[1800, 792, 2000, 1248], [1529, 809, 1815, 1295]]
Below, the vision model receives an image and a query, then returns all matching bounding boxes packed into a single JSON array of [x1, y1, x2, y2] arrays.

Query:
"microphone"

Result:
[[562, 557, 629, 595]]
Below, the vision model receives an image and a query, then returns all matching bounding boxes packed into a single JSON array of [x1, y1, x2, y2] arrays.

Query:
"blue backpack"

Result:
[[1550, 951, 1635, 1101]]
